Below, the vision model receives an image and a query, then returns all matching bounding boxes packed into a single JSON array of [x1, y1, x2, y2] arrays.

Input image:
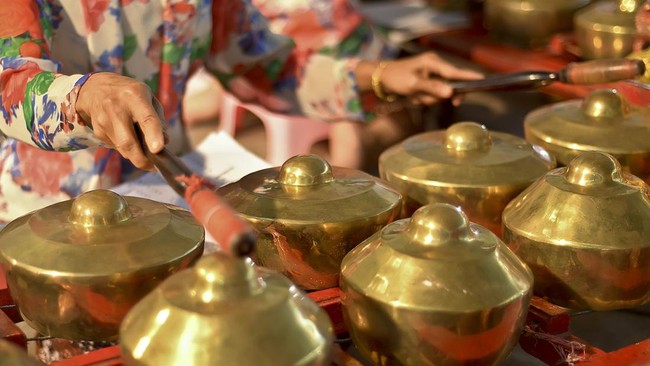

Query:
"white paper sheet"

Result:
[[111, 131, 272, 253], [112, 131, 271, 206]]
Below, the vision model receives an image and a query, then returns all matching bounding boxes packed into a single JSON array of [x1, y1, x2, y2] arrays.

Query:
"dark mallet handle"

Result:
[[449, 71, 554, 93], [136, 126, 256, 257], [559, 59, 646, 85]]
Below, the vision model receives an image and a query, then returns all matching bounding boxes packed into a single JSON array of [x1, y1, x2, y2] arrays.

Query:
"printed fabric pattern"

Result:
[[0, 0, 376, 223]]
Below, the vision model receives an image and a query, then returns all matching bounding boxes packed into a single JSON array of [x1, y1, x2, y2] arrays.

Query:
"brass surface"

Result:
[[484, 0, 591, 49], [217, 154, 402, 290], [120, 253, 333, 366], [574, 0, 643, 59], [524, 89, 650, 183], [340, 203, 533, 365], [0, 340, 43, 366], [0, 190, 205, 340], [502, 152, 650, 310], [378, 122, 556, 237]]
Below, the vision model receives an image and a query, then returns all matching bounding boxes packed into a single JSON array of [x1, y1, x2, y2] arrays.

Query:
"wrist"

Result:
[[75, 72, 101, 124], [371, 61, 397, 102], [354, 60, 379, 92]]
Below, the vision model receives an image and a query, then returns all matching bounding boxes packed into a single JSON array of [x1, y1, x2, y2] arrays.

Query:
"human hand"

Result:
[[377, 52, 484, 106], [76, 73, 167, 170]]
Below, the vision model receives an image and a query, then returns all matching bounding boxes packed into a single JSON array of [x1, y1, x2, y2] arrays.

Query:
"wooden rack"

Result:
[[2, 269, 649, 365]]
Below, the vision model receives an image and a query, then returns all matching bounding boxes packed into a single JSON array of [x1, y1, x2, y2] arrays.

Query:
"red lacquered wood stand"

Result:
[[2, 265, 649, 365]]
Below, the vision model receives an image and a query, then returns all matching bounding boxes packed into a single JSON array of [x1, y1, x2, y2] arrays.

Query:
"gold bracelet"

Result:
[[371, 61, 397, 102]]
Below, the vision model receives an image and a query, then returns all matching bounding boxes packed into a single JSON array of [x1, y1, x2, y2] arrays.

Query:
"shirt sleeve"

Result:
[[0, 1, 100, 151], [206, 0, 365, 122]]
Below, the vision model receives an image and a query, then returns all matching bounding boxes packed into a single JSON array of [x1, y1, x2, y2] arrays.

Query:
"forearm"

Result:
[[0, 58, 101, 151], [354, 60, 380, 93], [0, 1, 101, 151]]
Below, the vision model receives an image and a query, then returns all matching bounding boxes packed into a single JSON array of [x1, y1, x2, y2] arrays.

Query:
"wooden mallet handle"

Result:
[[185, 186, 256, 257], [559, 59, 646, 85]]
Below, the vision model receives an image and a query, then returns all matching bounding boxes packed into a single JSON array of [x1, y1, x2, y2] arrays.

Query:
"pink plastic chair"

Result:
[[219, 91, 331, 166]]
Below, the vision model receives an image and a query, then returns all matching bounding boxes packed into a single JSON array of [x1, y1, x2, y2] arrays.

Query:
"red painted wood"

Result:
[[0, 268, 20, 323], [575, 338, 650, 366], [7, 289, 647, 365], [308, 287, 347, 335], [0, 309, 25, 349], [0, 267, 10, 307], [525, 296, 571, 335]]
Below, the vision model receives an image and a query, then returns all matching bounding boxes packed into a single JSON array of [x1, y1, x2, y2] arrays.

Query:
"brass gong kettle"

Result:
[[502, 152, 650, 310], [340, 203, 534, 365], [0, 190, 205, 341]]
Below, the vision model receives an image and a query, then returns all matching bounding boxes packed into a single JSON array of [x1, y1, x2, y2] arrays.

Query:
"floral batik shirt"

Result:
[[0, 0, 367, 223], [253, 0, 396, 63]]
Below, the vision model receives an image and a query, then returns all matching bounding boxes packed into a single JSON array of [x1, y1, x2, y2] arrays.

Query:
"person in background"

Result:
[[245, 0, 409, 171], [185, 0, 445, 171], [0, 0, 480, 227]]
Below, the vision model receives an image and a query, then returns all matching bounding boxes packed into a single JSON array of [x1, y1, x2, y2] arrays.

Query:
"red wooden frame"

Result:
[[2, 272, 648, 366]]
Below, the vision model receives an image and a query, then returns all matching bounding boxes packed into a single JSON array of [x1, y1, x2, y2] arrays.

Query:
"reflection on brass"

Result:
[[484, 0, 590, 49], [0, 190, 205, 341], [120, 253, 333, 366], [379, 122, 555, 237], [217, 155, 402, 290], [340, 204, 533, 366], [524, 89, 650, 184], [0, 340, 43, 366], [502, 152, 650, 310], [575, 0, 643, 59]]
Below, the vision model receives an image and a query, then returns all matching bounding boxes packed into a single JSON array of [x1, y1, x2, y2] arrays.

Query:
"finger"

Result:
[[129, 94, 166, 154], [451, 95, 465, 107], [413, 78, 454, 100], [442, 67, 484, 81], [113, 124, 153, 170], [421, 53, 484, 80], [151, 97, 170, 144], [151, 97, 166, 120], [106, 106, 153, 170], [90, 117, 114, 147], [410, 94, 438, 105], [409, 96, 423, 105]]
